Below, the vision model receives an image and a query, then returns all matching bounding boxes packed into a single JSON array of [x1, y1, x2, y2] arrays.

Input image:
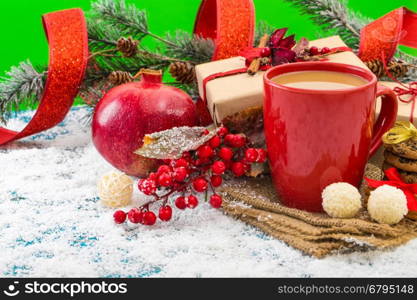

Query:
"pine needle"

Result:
[[91, 0, 149, 41], [0, 61, 46, 124], [164, 31, 214, 64], [395, 50, 417, 82]]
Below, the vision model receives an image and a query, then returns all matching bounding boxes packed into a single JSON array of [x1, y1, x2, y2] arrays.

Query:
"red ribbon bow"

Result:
[[365, 167, 417, 211], [393, 82, 417, 123]]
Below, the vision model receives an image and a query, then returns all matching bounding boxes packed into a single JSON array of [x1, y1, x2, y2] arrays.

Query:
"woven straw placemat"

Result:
[[220, 164, 417, 258]]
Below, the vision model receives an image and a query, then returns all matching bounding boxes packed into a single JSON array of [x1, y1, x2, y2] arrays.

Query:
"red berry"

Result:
[[212, 161, 227, 175], [193, 177, 208, 192], [256, 149, 267, 163], [210, 194, 223, 208], [209, 135, 221, 148], [127, 208, 143, 224], [309, 46, 319, 56], [245, 148, 259, 163], [138, 179, 157, 195], [158, 172, 173, 187], [224, 134, 236, 146], [217, 126, 229, 137], [197, 145, 214, 158], [187, 195, 199, 209], [210, 175, 223, 187], [231, 162, 246, 177], [173, 167, 188, 182], [225, 134, 246, 148], [234, 135, 246, 148], [218, 147, 234, 161], [260, 47, 271, 57], [174, 158, 189, 168], [175, 196, 187, 210], [158, 205, 172, 221], [321, 47, 330, 54], [157, 165, 172, 175], [113, 210, 126, 224], [142, 211, 157, 226], [202, 129, 210, 135]]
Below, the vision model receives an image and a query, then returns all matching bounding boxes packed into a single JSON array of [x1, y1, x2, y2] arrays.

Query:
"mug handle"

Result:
[[369, 84, 398, 156]]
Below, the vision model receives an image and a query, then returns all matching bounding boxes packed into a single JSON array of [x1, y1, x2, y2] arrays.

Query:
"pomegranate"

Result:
[[92, 70, 197, 177]]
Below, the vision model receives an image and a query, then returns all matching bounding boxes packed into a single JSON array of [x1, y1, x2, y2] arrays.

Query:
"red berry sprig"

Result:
[[113, 126, 267, 226]]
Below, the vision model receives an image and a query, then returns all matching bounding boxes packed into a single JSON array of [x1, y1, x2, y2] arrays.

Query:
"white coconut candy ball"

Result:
[[322, 182, 362, 218], [367, 185, 408, 225], [98, 171, 133, 208]]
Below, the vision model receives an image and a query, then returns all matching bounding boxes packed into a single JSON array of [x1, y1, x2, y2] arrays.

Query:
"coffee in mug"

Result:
[[272, 70, 368, 90]]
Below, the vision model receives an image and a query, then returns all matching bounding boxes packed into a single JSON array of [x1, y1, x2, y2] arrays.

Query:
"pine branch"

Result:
[[0, 61, 46, 124], [87, 17, 184, 86], [282, 0, 371, 49], [164, 31, 214, 64]]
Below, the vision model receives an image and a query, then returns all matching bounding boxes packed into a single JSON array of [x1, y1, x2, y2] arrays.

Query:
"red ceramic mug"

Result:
[[263, 62, 398, 212]]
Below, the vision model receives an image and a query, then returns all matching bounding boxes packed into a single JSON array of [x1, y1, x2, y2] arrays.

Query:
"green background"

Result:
[[1, 0, 417, 76]]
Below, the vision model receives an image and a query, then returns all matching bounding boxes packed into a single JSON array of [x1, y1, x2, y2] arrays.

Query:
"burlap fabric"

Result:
[[220, 164, 417, 258]]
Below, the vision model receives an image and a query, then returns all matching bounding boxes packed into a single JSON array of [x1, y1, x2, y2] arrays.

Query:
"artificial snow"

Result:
[[1, 106, 417, 277]]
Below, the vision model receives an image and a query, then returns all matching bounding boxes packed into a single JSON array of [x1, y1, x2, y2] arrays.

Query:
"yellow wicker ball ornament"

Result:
[[98, 171, 133, 208], [367, 185, 408, 225], [322, 182, 362, 218]]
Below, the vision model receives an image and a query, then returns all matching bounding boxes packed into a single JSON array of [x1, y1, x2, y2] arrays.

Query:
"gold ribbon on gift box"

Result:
[[382, 121, 417, 145]]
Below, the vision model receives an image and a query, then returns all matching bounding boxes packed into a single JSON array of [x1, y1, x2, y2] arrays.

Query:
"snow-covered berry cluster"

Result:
[[113, 126, 267, 226]]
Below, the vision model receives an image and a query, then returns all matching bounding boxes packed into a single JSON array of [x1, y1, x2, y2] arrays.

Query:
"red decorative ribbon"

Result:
[[194, 0, 255, 60], [359, 7, 417, 63], [365, 167, 417, 211], [314, 46, 353, 58], [0, 8, 88, 145]]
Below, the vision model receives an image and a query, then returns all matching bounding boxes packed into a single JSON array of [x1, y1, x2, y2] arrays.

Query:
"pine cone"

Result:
[[108, 71, 133, 85], [365, 59, 385, 78], [117, 37, 139, 57], [388, 61, 409, 78], [365, 59, 409, 78], [169, 62, 196, 84]]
